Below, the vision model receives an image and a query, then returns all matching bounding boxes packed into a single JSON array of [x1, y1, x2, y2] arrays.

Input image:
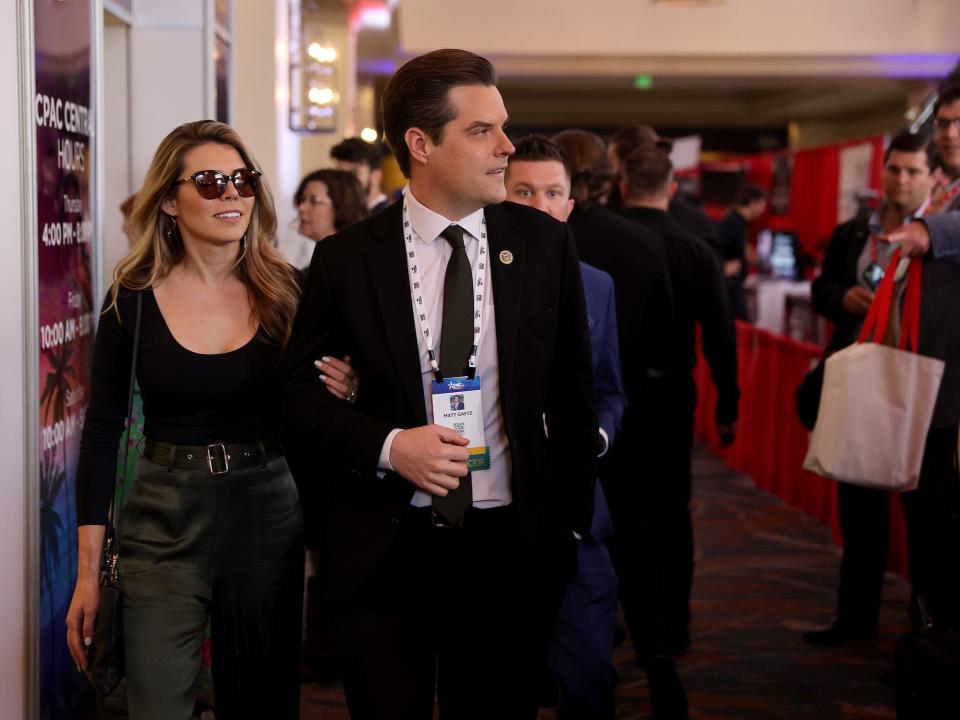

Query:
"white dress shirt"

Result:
[[378, 186, 511, 508]]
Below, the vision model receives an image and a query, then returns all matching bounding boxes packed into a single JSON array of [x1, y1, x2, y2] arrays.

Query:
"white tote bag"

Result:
[[803, 251, 944, 491]]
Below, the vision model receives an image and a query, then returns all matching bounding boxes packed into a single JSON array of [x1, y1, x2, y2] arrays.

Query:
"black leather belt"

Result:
[[143, 439, 283, 475]]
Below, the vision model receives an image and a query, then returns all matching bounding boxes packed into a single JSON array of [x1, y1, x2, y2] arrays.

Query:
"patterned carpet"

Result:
[[301, 445, 910, 719]]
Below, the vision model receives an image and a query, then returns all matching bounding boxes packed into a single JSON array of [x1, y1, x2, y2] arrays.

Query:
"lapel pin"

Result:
[[499, 250, 514, 265]]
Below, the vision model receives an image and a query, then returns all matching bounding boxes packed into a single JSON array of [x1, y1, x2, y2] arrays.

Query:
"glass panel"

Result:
[[215, 36, 230, 124]]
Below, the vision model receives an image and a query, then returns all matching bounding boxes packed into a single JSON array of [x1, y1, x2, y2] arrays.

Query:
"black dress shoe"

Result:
[[803, 624, 878, 646], [645, 654, 689, 719]]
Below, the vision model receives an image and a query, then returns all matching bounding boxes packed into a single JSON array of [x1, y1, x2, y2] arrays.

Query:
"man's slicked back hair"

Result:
[[381, 49, 496, 177]]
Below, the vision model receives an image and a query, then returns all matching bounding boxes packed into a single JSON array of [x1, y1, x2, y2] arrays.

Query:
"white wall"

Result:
[[2, 0, 28, 715], [102, 22, 132, 286], [233, 0, 315, 264], [128, 1, 206, 187]]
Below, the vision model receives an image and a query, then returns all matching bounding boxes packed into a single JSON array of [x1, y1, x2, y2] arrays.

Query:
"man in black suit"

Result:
[[619, 147, 739, 655], [552, 129, 689, 718], [282, 49, 598, 720]]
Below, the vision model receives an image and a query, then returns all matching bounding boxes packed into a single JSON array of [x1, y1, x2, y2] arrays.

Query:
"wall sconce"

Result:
[[289, 1, 339, 133]]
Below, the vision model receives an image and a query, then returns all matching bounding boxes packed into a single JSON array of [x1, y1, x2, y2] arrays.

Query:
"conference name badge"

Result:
[[431, 376, 490, 472]]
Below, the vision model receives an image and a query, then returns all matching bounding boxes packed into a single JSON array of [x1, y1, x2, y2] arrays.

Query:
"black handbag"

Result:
[[85, 291, 142, 696]]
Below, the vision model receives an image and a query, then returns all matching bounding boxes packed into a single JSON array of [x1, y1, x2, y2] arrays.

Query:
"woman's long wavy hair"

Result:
[[110, 120, 300, 346]]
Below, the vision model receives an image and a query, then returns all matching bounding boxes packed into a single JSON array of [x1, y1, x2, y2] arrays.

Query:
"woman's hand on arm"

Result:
[[315, 354, 359, 403], [65, 524, 106, 671]]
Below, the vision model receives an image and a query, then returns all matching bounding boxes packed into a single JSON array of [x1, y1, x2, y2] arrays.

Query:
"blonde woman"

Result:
[[66, 120, 304, 719]]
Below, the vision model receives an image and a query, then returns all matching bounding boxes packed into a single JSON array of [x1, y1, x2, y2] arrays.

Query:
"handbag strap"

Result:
[[900, 259, 923, 352], [105, 290, 142, 534], [857, 247, 901, 345], [856, 247, 923, 351]]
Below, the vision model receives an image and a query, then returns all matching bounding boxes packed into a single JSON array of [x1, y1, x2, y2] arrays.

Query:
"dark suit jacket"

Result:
[[621, 206, 739, 425], [811, 213, 871, 352], [922, 197, 960, 427], [581, 262, 627, 447], [669, 196, 719, 247], [567, 205, 674, 403], [918, 254, 960, 428], [580, 262, 626, 542], [609, 188, 718, 246], [282, 201, 599, 607]]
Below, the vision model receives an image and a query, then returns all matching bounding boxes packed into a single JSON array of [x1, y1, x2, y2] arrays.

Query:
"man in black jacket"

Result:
[[283, 50, 598, 719], [553, 129, 688, 718], [619, 147, 740, 655], [806, 130, 936, 645], [607, 124, 719, 248], [715, 185, 767, 320]]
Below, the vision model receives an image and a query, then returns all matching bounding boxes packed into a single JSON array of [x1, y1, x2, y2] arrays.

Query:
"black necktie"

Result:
[[434, 224, 473, 525]]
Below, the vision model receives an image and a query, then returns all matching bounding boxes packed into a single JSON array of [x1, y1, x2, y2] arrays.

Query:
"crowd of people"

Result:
[[63, 47, 960, 719]]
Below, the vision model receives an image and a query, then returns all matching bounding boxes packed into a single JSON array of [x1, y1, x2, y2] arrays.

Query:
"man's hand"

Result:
[[879, 221, 930, 258], [389, 424, 469, 496], [717, 421, 738, 447], [841, 286, 875, 316]]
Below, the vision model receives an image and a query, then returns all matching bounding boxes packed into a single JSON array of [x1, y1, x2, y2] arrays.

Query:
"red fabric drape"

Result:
[[694, 321, 909, 577], [700, 136, 886, 265]]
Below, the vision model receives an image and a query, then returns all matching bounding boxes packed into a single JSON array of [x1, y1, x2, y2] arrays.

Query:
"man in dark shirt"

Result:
[[607, 124, 719, 247], [619, 146, 740, 655], [715, 184, 767, 320]]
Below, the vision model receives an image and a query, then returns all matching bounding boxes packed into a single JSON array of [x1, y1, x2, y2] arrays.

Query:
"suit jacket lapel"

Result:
[[485, 204, 523, 433], [365, 205, 428, 426]]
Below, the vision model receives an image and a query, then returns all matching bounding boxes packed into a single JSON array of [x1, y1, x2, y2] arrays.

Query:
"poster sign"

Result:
[[35, 0, 96, 715]]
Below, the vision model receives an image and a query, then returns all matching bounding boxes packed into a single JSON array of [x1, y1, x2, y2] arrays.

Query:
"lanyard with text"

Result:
[[928, 179, 960, 216], [402, 192, 487, 383]]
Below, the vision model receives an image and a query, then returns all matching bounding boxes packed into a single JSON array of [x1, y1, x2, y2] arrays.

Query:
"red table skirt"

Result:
[[694, 321, 909, 578]]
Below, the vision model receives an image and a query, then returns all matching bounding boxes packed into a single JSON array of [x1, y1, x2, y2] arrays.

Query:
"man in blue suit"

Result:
[[506, 134, 627, 719]]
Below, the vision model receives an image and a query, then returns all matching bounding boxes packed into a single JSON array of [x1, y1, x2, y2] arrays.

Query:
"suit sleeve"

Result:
[[812, 223, 856, 324], [281, 243, 395, 474], [545, 224, 599, 537], [696, 245, 740, 426], [593, 276, 628, 450], [923, 211, 960, 265]]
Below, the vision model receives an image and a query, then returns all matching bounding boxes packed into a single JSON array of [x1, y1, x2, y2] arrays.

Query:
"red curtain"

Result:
[[699, 136, 886, 264], [694, 322, 909, 577]]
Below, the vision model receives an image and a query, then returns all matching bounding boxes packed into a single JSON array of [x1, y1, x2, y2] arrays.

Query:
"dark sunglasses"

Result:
[[175, 168, 262, 199]]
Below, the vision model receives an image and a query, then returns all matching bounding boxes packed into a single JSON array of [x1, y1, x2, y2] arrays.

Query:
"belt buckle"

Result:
[[206, 442, 230, 475]]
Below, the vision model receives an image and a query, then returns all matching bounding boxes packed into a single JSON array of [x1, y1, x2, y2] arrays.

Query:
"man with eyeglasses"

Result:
[[884, 84, 960, 256], [880, 84, 960, 637]]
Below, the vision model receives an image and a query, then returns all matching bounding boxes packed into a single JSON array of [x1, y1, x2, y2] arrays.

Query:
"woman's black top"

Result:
[[77, 287, 284, 525]]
